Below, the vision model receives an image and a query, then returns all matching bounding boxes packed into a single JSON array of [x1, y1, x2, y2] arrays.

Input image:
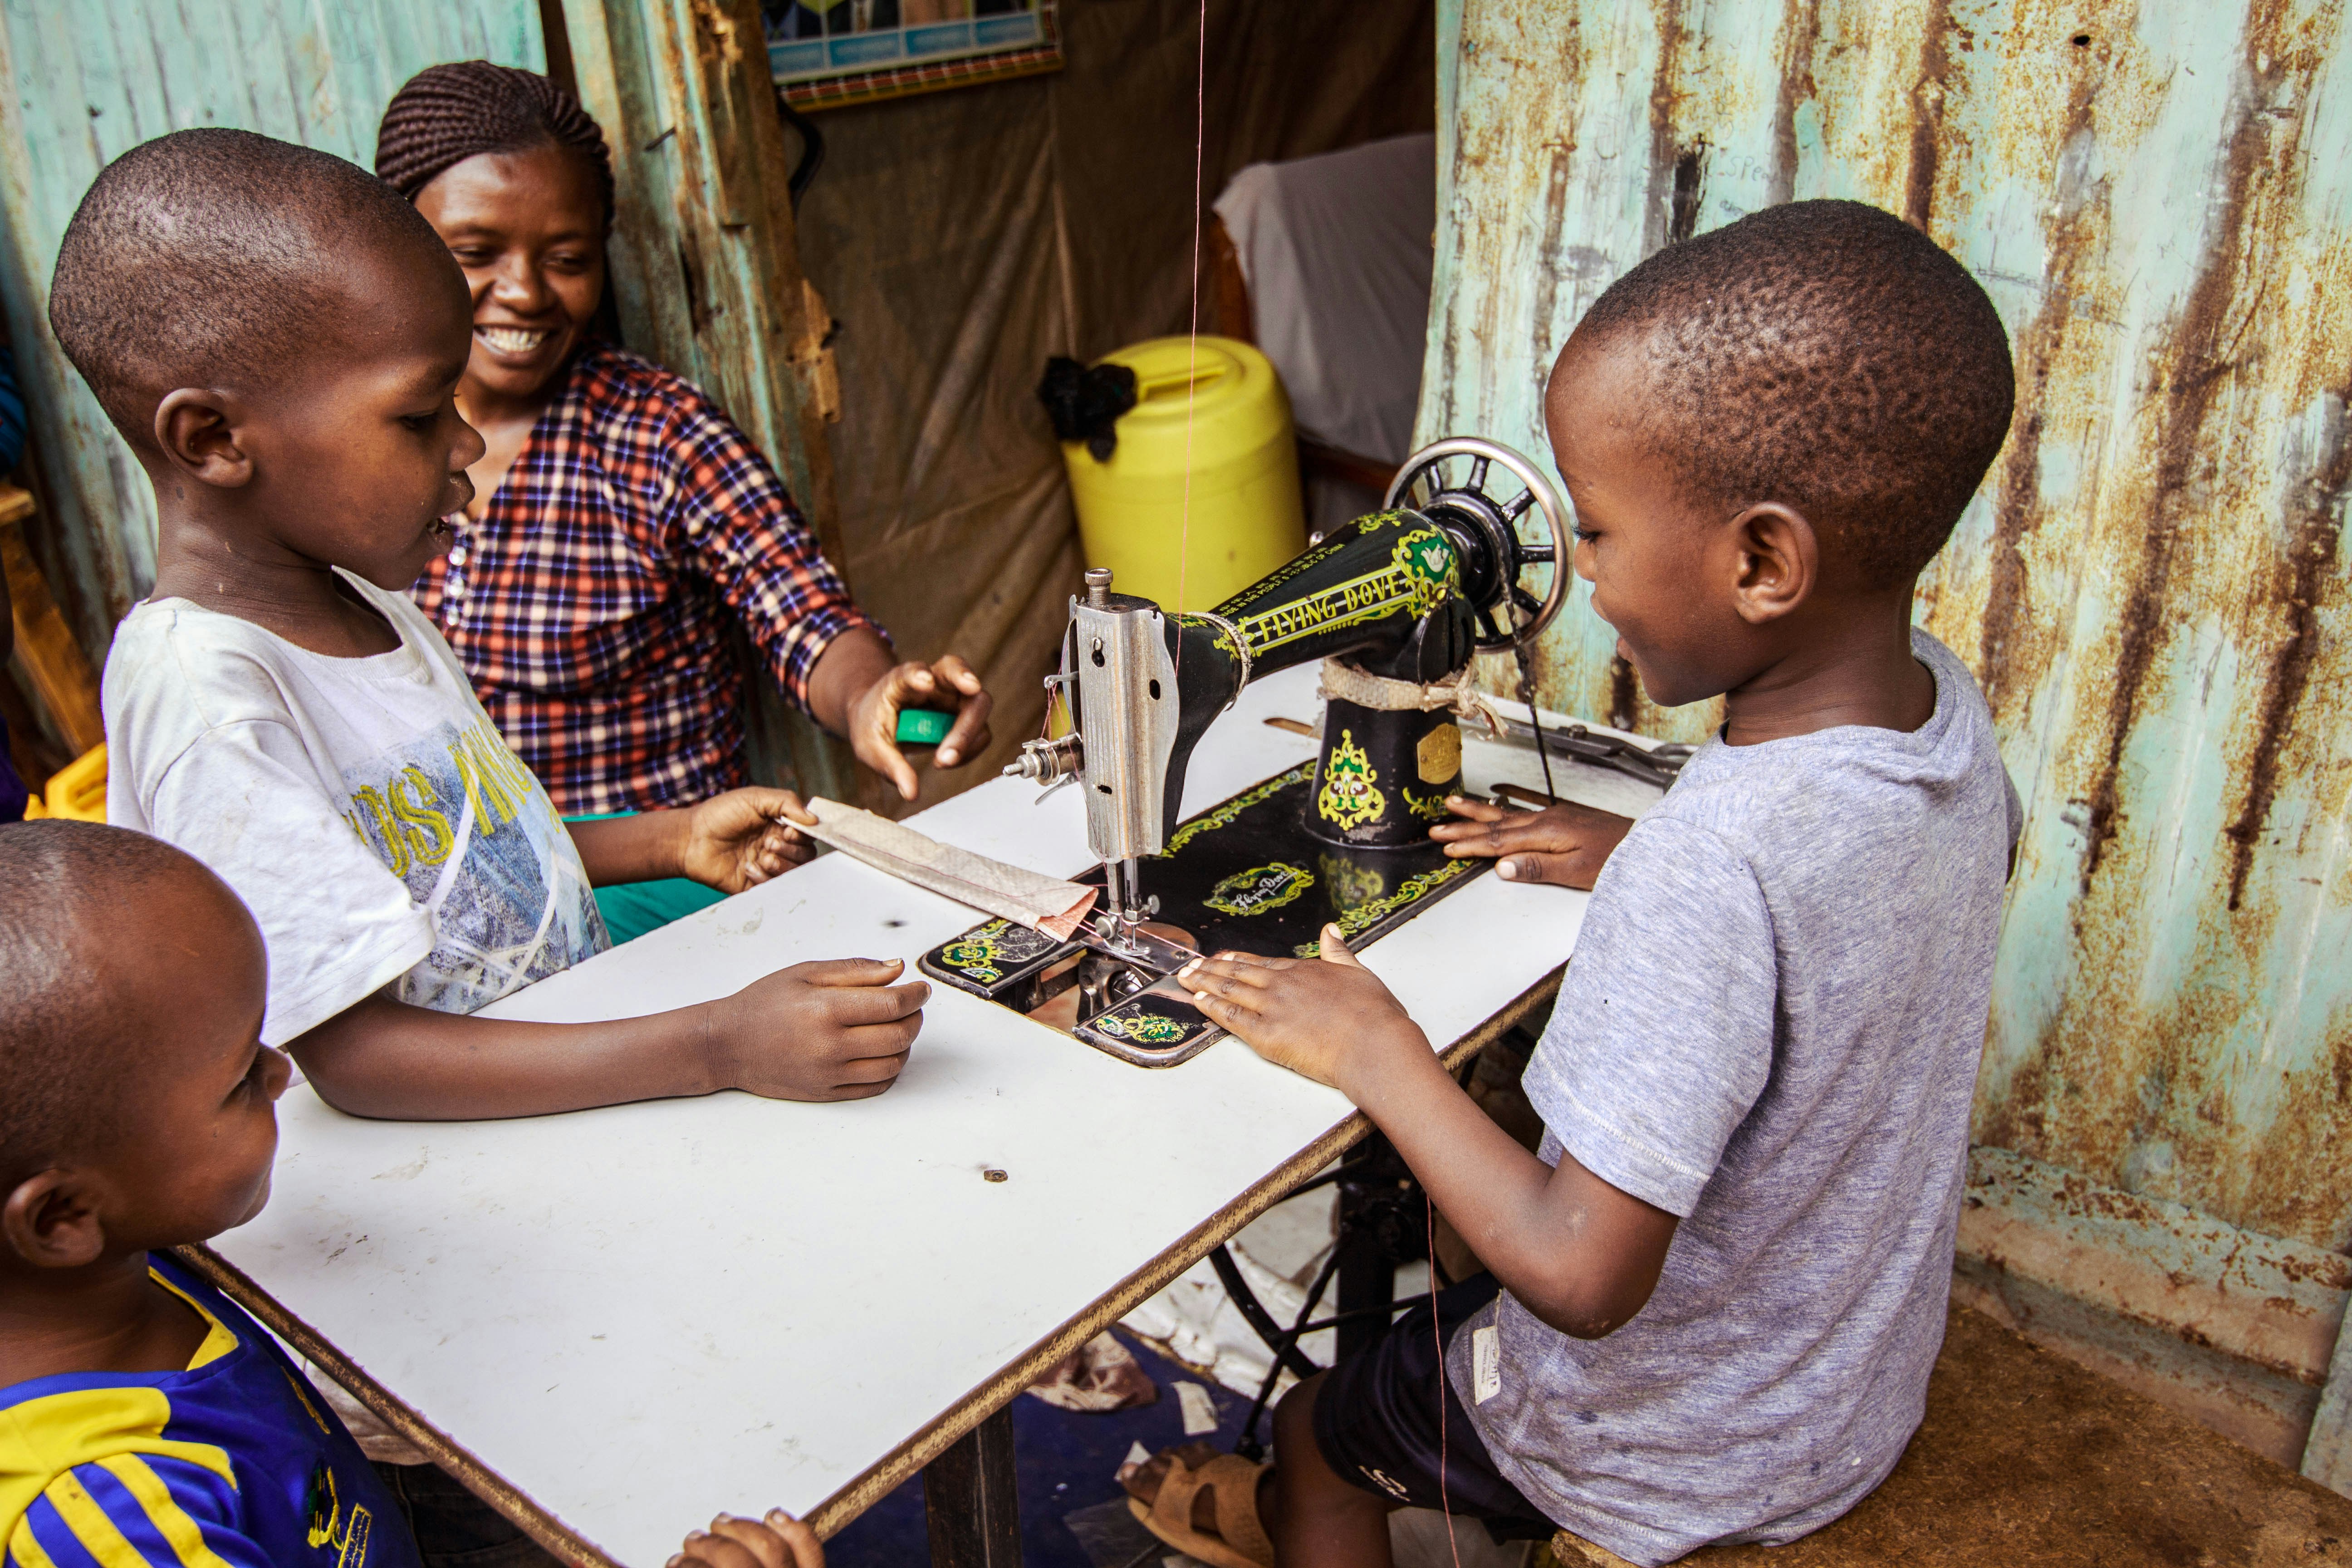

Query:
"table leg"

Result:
[[924, 1403, 1021, 1567]]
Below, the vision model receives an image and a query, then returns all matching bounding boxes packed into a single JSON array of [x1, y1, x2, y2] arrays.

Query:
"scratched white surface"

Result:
[[214, 664, 1662, 1567]]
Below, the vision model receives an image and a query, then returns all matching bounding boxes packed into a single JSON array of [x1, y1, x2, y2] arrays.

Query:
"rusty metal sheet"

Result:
[[561, 0, 862, 802], [0, 1, 546, 657], [1425, 0, 2352, 1255], [1955, 1147, 2352, 1465]]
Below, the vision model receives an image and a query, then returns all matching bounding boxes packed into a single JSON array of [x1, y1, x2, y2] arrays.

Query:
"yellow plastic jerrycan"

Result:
[[1061, 336, 1305, 612], [20, 742, 105, 821]]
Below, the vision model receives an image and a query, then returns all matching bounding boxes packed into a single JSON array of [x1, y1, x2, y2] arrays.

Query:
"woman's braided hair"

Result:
[[375, 61, 614, 230]]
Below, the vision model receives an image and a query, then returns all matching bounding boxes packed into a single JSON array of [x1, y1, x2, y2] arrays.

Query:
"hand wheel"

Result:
[[1384, 436, 1574, 652]]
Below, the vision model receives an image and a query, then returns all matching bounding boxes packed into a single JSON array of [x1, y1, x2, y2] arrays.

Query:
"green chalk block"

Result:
[[895, 707, 953, 747]]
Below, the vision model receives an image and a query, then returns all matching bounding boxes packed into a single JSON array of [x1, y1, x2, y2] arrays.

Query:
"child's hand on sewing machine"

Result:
[[1427, 794, 1634, 890], [677, 788, 819, 892], [672, 1510, 823, 1568], [1178, 926, 1428, 1093]]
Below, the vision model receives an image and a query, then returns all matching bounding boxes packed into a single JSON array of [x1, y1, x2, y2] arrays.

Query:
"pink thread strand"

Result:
[[1430, 1197, 1462, 1568], [1178, 0, 1206, 612]]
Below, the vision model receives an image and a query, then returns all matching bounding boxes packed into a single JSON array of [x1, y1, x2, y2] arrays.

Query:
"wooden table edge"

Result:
[[178, 965, 1566, 1563], [172, 1240, 620, 1568], [809, 963, 1564, 1536]]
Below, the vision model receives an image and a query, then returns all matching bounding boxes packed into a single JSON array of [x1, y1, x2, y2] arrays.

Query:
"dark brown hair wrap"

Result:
[[374, 61, 614, 229]]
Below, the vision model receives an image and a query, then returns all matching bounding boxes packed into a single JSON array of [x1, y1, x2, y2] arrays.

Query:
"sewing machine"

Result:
[[919, 438, 1587, 1065]]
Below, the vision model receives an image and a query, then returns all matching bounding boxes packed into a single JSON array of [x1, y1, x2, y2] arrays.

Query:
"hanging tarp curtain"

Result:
[[793, 0, 1436, 793]]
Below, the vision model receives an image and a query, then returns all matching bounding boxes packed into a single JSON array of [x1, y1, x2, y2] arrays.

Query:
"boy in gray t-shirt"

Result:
[[1133, 200, 2022, 1568]]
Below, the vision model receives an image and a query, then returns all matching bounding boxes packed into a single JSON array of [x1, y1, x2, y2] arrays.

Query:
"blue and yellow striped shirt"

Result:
[[1, 1253, 419, 1568]]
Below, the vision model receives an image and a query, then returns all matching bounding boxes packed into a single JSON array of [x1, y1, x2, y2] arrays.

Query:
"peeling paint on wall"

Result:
[[0, 3, 545, 655], [1955, 1147, 2352, 1465], [1425, 0, 2352, 1256]]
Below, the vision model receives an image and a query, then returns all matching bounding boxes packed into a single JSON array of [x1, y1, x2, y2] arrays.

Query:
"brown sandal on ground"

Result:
[[1122, 1441, 1275, 1568]]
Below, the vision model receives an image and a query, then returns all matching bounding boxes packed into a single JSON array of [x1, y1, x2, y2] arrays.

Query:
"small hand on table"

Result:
[[672, 1510, 823, 1568], [1428, 794, 1634, 890], [709, 955, 928, 1102]]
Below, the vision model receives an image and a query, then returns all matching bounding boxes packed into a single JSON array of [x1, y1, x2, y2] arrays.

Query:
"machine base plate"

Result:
[[919, 763, 1493, 1066]]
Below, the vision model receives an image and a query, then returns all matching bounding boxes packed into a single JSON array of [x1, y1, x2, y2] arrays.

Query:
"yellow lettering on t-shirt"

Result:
[[485, 727, 558, 829], [348, 787, 410, 878], [449, 728, 518, 837], [388, 767, 453, 867], [451, 721, 560, 834]]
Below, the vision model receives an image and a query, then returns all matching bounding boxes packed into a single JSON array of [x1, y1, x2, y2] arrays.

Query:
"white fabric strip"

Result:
[[801, 798, 1098, 941]]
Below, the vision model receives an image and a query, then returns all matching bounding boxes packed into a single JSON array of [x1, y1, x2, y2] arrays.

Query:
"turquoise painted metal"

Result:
[[556, 0, 860, 803], [1425, 0, 2352, 1266], [0, 2, 544, 652]]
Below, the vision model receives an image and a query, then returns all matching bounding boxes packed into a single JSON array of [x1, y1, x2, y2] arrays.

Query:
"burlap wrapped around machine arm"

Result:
[[800, 798, 1098, 941]]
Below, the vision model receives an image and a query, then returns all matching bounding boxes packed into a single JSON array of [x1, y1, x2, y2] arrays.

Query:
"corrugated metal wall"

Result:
[[0, 1, 545, 657], [1424, 0, 2352, 1261], [558, 0, 862, 803]]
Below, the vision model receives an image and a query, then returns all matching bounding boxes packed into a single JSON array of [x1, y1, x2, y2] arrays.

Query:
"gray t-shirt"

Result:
[[1451, 630, 2019, 1565]]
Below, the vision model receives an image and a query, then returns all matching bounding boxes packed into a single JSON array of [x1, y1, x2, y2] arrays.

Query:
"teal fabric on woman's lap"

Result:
[[566, 813, 728, 946], [591, 877, 728, 946]]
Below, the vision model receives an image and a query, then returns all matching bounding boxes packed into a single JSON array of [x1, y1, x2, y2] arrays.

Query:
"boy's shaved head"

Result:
[[1565, 199, 2014, 587], [0, 823, 245, 1182], [49, 127, 451, 445]]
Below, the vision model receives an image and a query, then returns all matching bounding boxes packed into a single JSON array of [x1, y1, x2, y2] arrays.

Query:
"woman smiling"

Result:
[[372, 63, 990, 939]]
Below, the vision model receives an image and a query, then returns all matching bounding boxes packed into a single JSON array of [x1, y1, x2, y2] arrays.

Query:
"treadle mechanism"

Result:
[[1214, 1132, 1438, 1462]]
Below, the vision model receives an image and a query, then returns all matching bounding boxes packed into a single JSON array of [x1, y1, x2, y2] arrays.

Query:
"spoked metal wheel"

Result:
[[1385, 436, 1573, 653]]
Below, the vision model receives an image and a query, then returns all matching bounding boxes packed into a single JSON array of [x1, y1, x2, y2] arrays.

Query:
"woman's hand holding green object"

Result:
[[845, 655, 994, 799], [808, 628, 995, 801], [1428, 795, 1635, 889]]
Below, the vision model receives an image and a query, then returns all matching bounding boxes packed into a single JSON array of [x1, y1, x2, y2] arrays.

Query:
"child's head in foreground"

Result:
[[47, 127, 482, 591], [1551, 198, 2014, 706], [0, 821, 287, 1279]]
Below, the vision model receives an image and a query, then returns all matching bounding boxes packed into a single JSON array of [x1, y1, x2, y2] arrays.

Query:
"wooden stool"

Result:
[[1548, 1302, 2352, 1566]]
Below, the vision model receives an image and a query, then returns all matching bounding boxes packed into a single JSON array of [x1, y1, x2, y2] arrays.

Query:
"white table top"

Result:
[[211, 663, 1662, 1567]]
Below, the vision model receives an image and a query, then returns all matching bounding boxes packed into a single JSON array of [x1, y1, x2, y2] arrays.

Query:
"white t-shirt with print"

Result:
[[103, 570, 609, 1047]]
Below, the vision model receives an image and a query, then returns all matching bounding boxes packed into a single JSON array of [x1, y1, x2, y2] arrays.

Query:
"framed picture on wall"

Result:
[[764, 0, 1063, 111]]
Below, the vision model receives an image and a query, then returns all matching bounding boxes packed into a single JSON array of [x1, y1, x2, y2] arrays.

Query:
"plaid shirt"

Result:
[[410, 343, 877, 815]]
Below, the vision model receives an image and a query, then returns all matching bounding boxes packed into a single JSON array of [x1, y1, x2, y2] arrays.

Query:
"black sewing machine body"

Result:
[[924, 439, 1584, 1066], [1152, 504, 1488, 849]]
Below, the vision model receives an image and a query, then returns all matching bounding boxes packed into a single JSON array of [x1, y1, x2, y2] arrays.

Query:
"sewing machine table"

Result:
[[198, 664, 1664, 1568]]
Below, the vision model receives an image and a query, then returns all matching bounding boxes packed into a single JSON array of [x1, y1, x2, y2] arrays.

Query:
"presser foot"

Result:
[[917, 916, 1219, 1068], [918, 761, 1494, 1069]]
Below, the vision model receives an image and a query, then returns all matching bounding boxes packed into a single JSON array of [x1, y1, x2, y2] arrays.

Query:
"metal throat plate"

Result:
[[918, 764, 1494, 1066]]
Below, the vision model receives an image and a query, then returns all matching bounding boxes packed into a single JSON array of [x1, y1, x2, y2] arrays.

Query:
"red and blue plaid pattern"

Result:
[[410, 343, 877, 815]]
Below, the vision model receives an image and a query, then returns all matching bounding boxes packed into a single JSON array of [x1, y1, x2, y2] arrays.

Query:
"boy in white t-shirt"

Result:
[[52, 127, 929, 1568], [52, 127, 928, 1120]]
